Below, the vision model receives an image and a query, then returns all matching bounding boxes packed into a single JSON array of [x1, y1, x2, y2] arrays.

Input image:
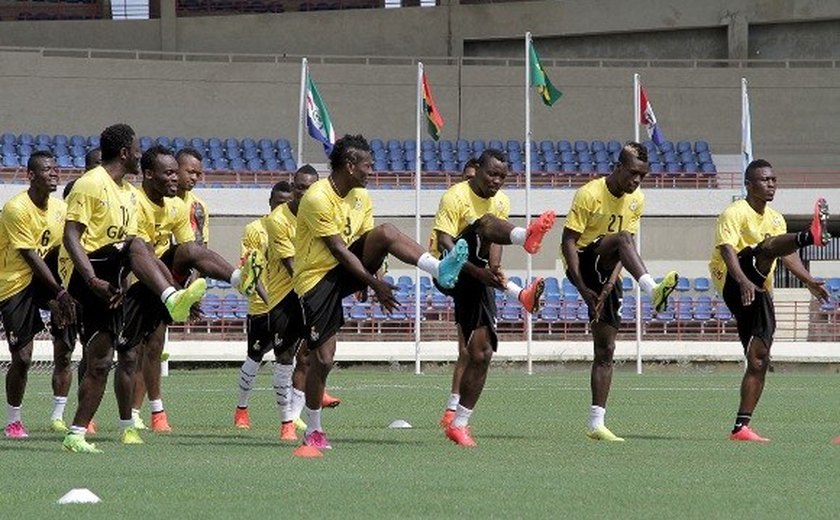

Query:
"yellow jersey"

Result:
[[241, 217, 270, 315], [0, 192, 66, 301], [293, 178, 374, 296], [563, 176, 644, 256], [263, 203, 297, 308], [429, 180, 510, 257], [182, 191, 209, 246], [135, 187, 195, 258], [709, 199, 786, 293]]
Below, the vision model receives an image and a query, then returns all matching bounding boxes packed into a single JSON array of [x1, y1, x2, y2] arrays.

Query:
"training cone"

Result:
[[58, 488, 101, 504], [388, 419, 412, 429], [293, 445, 323, 458]]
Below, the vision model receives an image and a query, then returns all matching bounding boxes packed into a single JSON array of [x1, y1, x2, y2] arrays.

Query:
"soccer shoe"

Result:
[[321, 391, 342, 408], [439, 409, 456, 429], [165, 277, 208, 322], [151, 411, 172, 433], [729, 425, 770, 442], [238, 250, 264, 296], [445, 425, 477, 447], [234, 407, 251, 429], [586, 425, 625, 442], [811, 198, 831, 247], [518, 277, 545, 314], [50, 418, 69, 433], [4, 421, 29, 438], [437, 239, 469, 289], [62, 433, 102, 453], [86, 420, 97, 435], [293, 417, 307, 431], [302, 430, 332, 450], [132, 413, 148, 431], [523, 210, 557, 254], [652, 271, 679, 312], [280, 422, 298, 441], [120, 427, 144, 445]]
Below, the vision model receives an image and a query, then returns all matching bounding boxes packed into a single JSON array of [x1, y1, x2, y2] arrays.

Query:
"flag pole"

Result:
[[296, 58, 307, 167], [740, 77, 750, 198], [633, 73, 643, 375], [525, 32, 533, 376], [414, 62, 424, 375]]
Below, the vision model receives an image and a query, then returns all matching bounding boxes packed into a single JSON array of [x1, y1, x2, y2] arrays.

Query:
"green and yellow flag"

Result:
[[529, 43, 562, 106]]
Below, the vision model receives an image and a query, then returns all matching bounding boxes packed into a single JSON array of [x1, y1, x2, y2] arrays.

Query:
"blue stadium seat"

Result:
[[543, 277, 560, 296], [243, 148, 260, 161], [694, 140, 710, 153], [607, 140, 621, 153], [369, 138, 384, 151], [420, 139, 435, 151], [0, 133, 15, 145], [264, 158, 280, 170], [35, 134, 51, 146], [208, 148, 224, 160], [225, 147, 242, 160], [659, 141, 674, 153], [683, 162, 699, 173], [489, 139, 504, 151], [595, 162, 611, 174], [543, 161, 560, 173], [439, 148, 454, 162], [88, 135, 99, 148], [622, 277, 633, 291], [455, 138, 470, 151], [282, 158, 297, 171], [278, 148, 292, 160], [72, 156, 85, 168], [386, 139, 401, 151], [438, 139, 453, 152], [190, 137, 206, 150], [207, 137, 222, 149], [574, 140, 588, 153], [224, 137, 239, 149], [70, 135, 86, 147], [542, 149, 557, 163], [676, 140, 692, 153], [675, 277, 691, 292], [510, 161, 525, 173], [56, 155, 72, 168], [578, 162, 594, 174], [697, 151, 712, 164], [694, 277, 710, 292], [403, 140, 416, 152], [212, 157, 229, 170], [2, 155, 18, 168], [17, 144, 33, 157], [561, 162, 577, 173], [373, 148, 387, 161], [276, 138, 291, 150], [665, 162, 682, 174], [701, 163, 717, 174], [590, 140, 605, 152], [1, 142, 15, 155], [374, 159, 389, 172], [557, 140, 571, 152], [18, 133, 34, 145], [441, 160, 457, 172], [506, 140, 521, 153], [471, 140, 486, 153], [241, 138, 256, 151], [156, 136, 172, 148], [649, 163, 664, 174]]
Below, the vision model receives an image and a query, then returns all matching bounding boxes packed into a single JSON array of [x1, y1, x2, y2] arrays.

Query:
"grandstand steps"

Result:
[[774, 288, 811, 342]]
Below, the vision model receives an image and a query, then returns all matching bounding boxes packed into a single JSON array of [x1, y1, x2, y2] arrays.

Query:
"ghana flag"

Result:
[[422, 72, 444, 140]]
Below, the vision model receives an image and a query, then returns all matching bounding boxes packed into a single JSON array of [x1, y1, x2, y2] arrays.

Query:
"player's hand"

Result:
[[579, 286, 600, 313], [89, 277, 121, 307], [54, 291, 78, 327], [475, 266, 506, 291], [738, 278, 761, 306], [805, 279, 830, 303], [370, 278, 399, 313]]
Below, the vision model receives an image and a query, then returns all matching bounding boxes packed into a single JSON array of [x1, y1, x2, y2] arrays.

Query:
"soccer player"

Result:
[[561, 141, 679, 442], [128, 145, 261, 433], [294, 134, 469, 451], [434, 149, 556, 447], [60, 124, 206, 453], [710, 159, 830, 442], [1, 151, 77, 438], [176, 147, 210, 246], [461, 158, 479, 181]]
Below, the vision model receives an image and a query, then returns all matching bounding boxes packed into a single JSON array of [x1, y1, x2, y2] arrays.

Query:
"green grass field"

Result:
[[2, 364, 838, 519]]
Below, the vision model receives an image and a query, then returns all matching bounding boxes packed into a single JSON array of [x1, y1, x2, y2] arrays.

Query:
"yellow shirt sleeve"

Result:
[[172, 200, 195, 244], [714, 205, 744, 249], [2, 199, 38, 250], [305, 191, 341, 238], [564, 187, 595, 234], [433, 189, 465, 239]]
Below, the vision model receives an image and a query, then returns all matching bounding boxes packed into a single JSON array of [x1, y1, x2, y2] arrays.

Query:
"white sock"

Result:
[[149, 399, 164, 413], [119, 418, 134, 430], [69, 425, 86, 436], [451, 404, 473, 428], [638, 274, 656, 296], [131, 408, 141, 419], [273, 364, 294, 422], [588, 405, 606, 430], [51, 396, 67, 421], [505, 280, 523, 301], [305, 406, 322, 434], [237, 357, 261, 408], [291, 388, 306, 421], [509, 227, 527, 245], [416, 252, 440, 280], [6, 404, 21, 425], [446, 393, 460, 411], [160, 286, 177, 304]]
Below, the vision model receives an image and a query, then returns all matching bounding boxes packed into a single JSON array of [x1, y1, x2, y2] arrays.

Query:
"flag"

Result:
[[639, 86, 665, 147], [305, 73, 336, 156], [741, 82, 753, 172], [421, 72, 444, 141], [529, 43, 562, 107]]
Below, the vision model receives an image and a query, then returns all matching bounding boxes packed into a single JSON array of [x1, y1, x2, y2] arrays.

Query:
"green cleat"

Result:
[[165, 278, 207, 322], [132, 413, 148, 431], [293, 417, 307, 431], [238, 250, 263, 296], [586, 425, 625, 442], [120, 427, 144, 445], [652, 271, 679, 312], [50, 418, 69, 433], [63, 433, 102, 453]]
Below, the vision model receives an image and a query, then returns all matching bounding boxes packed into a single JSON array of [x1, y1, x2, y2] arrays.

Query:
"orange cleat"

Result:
[[280, 421, 298, 441], [811, 198, 831, 247], [445, 424, 477, 447], [234, 407, 250, 430], [151, 411, 172, 433], [321, 391, 342, 408], [523, 210, 556, 254], [86, 420, 97, 435], [518, 277, 545, 314], [729, 425, 770, 442], [439, 409, 455, 429]]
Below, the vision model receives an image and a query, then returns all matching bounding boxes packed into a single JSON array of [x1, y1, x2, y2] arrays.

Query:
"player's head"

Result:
[[462, 158, 480, 181], [612, 141, 649, 194], [292, 164, 319, 203], [141, 145, 179, 198], [472, 148, 508, 198], [84, 147, 102, 171], [269, 180, 293, 210], [745, 159, 775, 202], [175, 147, 204, 193], [329, 134, 372, 188], [27, 150, 58, 193], [100, 123, 140, 176]]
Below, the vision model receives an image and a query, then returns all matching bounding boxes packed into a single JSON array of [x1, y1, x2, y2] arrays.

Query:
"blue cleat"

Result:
[[437, 239, 469, 289]]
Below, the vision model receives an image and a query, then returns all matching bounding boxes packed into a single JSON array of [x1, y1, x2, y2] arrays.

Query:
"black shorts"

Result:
[[568, 237, 622, 329], [301, 235, 382, 350], [159, 245, 190, 287], [67, 242, 131, 347], [119, 282, 170, 352], [246, 291, 305, 360], [433, 223, 498, 350], [722, 246, 776, 350]]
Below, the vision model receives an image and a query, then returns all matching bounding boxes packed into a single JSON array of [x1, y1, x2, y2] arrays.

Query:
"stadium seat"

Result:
[[207, 137, 222, 149], [573, 140, 588, 153], [403, 140, 416, 152], [659, 141, 674, 153], [190, 137, 206, 150], [595, 162, 611, 174], [386, 139, 401, 151], [224, 137, 239, 149], [607, 140, 621, 153], [694, 140, 710, 153], [694, 277, 711, 292], [489, 139, 504, 151], [701, 163, 717, 174], [72, 156, 85, 168], [276, 138, 291, 150], [35, 134, 51, 146], [622, 277, 633, 291], [579, 162, 594, 174], [506, 140, 521, 153], [1, 155, 18, 168], [676, 141, 692, 153], [471, 140, 486, 153], [0, 133, 15, 145], [156, 136, 172, 148], [590, 140, 605, 152], [18, 133, 34, 146], [282, 158, 297, 171], [557, 140, 572, 152], [56, 155, 72, 168]]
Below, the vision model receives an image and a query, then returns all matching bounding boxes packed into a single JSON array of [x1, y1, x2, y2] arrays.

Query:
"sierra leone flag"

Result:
[[305, 74, 336, 156]]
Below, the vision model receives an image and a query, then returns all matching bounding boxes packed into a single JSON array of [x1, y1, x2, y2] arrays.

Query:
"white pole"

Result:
[[525, 32, 533, 375], [296, 58, 307, 167], [740, 77, 750, 198], [633, 73, 643, 375], [414, 62, 424, 375]]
